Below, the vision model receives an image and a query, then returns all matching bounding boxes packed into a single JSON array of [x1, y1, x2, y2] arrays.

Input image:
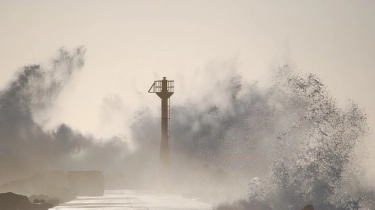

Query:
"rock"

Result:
[[29, 203, 53, 210], [0, 192, 31, 210], [0, 170, 69, 198], [0, 192, 53, 210], [47, 198, 60, 207], [29, 194, 60, 206], [0, 170, 104, 203]]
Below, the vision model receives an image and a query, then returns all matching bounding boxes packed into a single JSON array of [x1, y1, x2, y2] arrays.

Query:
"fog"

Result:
[[0, 47, 373, 209]]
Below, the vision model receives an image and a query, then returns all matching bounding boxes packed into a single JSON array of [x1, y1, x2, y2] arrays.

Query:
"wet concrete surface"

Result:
[[51, 190, 212, 210]]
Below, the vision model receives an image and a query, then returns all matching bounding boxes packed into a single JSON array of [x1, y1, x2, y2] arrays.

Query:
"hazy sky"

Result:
[[0, 1, 374, 145]]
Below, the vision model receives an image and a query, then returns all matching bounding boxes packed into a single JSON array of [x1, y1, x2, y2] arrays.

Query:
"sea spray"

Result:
[[218, 66, 374, 210], [1, 48, 373, 209]]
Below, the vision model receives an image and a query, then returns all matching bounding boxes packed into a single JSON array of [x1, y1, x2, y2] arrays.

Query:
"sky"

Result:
[[0, 0, 374, 170]]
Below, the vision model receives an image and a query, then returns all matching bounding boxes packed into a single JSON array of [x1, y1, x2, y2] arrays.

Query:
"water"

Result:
[[51, 190, 212, 210], [213, 69, 375, 210]]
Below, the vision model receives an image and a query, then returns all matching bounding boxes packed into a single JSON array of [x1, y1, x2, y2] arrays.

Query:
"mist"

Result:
[[0, 47, 373, 209], [0, 47, 131, 184]]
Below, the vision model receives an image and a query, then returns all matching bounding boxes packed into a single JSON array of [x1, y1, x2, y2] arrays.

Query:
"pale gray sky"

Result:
[[0, 0, 374, 167]]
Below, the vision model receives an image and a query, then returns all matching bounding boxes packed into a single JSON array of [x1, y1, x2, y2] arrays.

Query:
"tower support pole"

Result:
[[160, 86, 169, 174], [155, 77, 173, 190]]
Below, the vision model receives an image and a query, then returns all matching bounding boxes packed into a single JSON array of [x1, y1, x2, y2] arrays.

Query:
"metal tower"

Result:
[[148, 77, 174, 187]]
